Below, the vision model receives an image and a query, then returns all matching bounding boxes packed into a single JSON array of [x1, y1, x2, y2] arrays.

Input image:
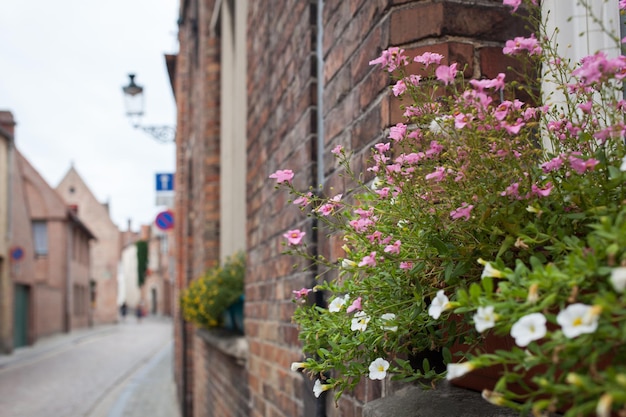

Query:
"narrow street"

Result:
[[0, 317, 180, 417]]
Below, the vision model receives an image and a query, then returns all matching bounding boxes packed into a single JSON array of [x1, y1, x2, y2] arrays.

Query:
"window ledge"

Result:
[[363, 382, 525, 417], [196, 328, 248, 365]]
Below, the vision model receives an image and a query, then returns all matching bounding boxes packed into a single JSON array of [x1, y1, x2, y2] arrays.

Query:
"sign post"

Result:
[[155, 173, 174, 207]]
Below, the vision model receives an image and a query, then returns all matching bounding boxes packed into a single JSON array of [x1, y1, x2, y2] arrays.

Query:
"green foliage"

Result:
[[135, 240, 148, 287], [180, 252, 245, 329]]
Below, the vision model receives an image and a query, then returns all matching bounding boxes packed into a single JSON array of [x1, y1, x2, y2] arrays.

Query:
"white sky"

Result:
[[0, 0, 179, 232]]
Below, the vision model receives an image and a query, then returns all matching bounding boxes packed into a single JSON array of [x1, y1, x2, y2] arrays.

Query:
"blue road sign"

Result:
[[155, 173, 174, 192], [155, 210, 174, 231], [10, 246, 24, 261]]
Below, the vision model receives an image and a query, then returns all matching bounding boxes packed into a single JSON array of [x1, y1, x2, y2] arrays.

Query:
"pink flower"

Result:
[[425, 166, 447, 182], [317, 203, 335, 216], [503, 0, 522, 12], [293, 192, 313, 207], [425, 141, 444, 157], [531, 182, 553, 197], [369, 47, 409, 72], [450, 203, 474, 221], [414, 52, 444, 66], [392, 79, 407, 97], [346, 297, 362, 313], [269, 169, 294, 184], [502, 119, 525, 135], [578, 101, 593, 114], [400, 261, 413, 270], [359, 252, 378, 267], [541, 156, 564, 173], [407, 74, 421, 87], [389, 123, 407, 141], [384, 240, 401, 255], [374, 142, 390, 153], [503, 34, 542, 56], [355, 207, 374, 218], [283, 229, 306, 245], [292, 287, 312, 299], [375, 187, 390, 198], [569, 156, 599, 174], [349, 217, 375, 232], [331, 145, 343, 155], [494, 101, 511, 121], [500, 182, 520, 198], [470, 73, 505, 91], [435, 63, 458, 85], [316, 194, 343, 216], [454, 113, 473, 129]]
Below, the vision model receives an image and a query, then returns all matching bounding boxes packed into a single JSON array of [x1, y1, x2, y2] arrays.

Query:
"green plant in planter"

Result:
[[180, 251, 245, 330], [270, 0, 626, 413]]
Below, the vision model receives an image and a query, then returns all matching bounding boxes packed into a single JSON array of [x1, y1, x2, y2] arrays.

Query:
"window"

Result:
[[32, 221, 48, 256]]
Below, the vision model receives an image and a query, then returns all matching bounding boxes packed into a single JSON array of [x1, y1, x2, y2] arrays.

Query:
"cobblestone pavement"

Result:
[[0, 316, 180, 417]]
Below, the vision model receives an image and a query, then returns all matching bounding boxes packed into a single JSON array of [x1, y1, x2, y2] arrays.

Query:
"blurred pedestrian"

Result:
[[120, 302, 128, 321], [136, 301, 144, 323]]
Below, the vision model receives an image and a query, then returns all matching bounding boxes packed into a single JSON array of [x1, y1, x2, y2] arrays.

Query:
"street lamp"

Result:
[[122, 73, 175, 143]]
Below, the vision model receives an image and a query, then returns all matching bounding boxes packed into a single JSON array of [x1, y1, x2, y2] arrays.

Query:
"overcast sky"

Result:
[[0, 0, 179, 232]]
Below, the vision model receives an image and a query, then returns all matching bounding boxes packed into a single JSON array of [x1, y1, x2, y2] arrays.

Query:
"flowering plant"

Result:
[[271, 0, 626, 415], [180, 251, 245, 329]]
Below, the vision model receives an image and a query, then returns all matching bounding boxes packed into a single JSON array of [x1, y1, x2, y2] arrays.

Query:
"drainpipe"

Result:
[[314, 1, 327, 416]]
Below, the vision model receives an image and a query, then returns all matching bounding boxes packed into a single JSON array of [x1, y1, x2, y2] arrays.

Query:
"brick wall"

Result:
[[246, 1, 526, 417], [172, 0, 527, 416], [246, 1, 319, 416], [174, 1, 221, 416], [194, 330, 249, 417]]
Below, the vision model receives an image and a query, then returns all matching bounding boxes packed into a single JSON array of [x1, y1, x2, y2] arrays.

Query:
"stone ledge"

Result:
[[363, 382, 519, 417], [196, 328, 248, 366]]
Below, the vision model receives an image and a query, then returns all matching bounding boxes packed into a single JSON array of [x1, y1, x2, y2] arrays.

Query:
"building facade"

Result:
[[171, 1, 530, 416], [56, 166, 121, 325], [0, 112, 15, 353], [9, 149, 95, 348]]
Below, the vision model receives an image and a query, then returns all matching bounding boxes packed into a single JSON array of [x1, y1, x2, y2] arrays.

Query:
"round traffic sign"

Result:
[[10, 246, 25, 261], [155, 210, 174, 231]]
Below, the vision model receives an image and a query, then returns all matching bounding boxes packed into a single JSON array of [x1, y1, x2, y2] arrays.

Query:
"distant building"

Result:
[[56, 166, 121, 325], [9, 149, 95, 348], [118, 223, 174, 318], [0, 111, 15, 353], [0, 110, 96, 351]]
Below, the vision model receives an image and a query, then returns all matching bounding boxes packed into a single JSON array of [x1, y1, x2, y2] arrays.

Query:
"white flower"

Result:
[[556, 303, 600, 339], [620, 155, 626, 172], [341, 258, 357, 270], [428, 290, 450, 319], [313, 379, 332, 398], [526, 283, 539, 303], [510, 312, 547, 347], [596, 393, 613, 417], [328, 294, 348, 312], [478, 259, 503, 279], [446, 362, 475, 380], [351, 311, 371, 331], [610, 267, 626, 292], [473, 306, 496, 333], [371, 176, 384, 190], [428, 116, 452, 137], [290, 362, 305, 372], [368, 358, 390, 380], [481, 389, 506, 406], [380, 313, 398, 332]]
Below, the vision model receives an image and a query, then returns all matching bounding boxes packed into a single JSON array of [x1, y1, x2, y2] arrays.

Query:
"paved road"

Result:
[[0, 316, 180, 417]]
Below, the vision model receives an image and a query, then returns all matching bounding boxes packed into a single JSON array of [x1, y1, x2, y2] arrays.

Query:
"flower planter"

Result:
[[222, 295, 244, 334]]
